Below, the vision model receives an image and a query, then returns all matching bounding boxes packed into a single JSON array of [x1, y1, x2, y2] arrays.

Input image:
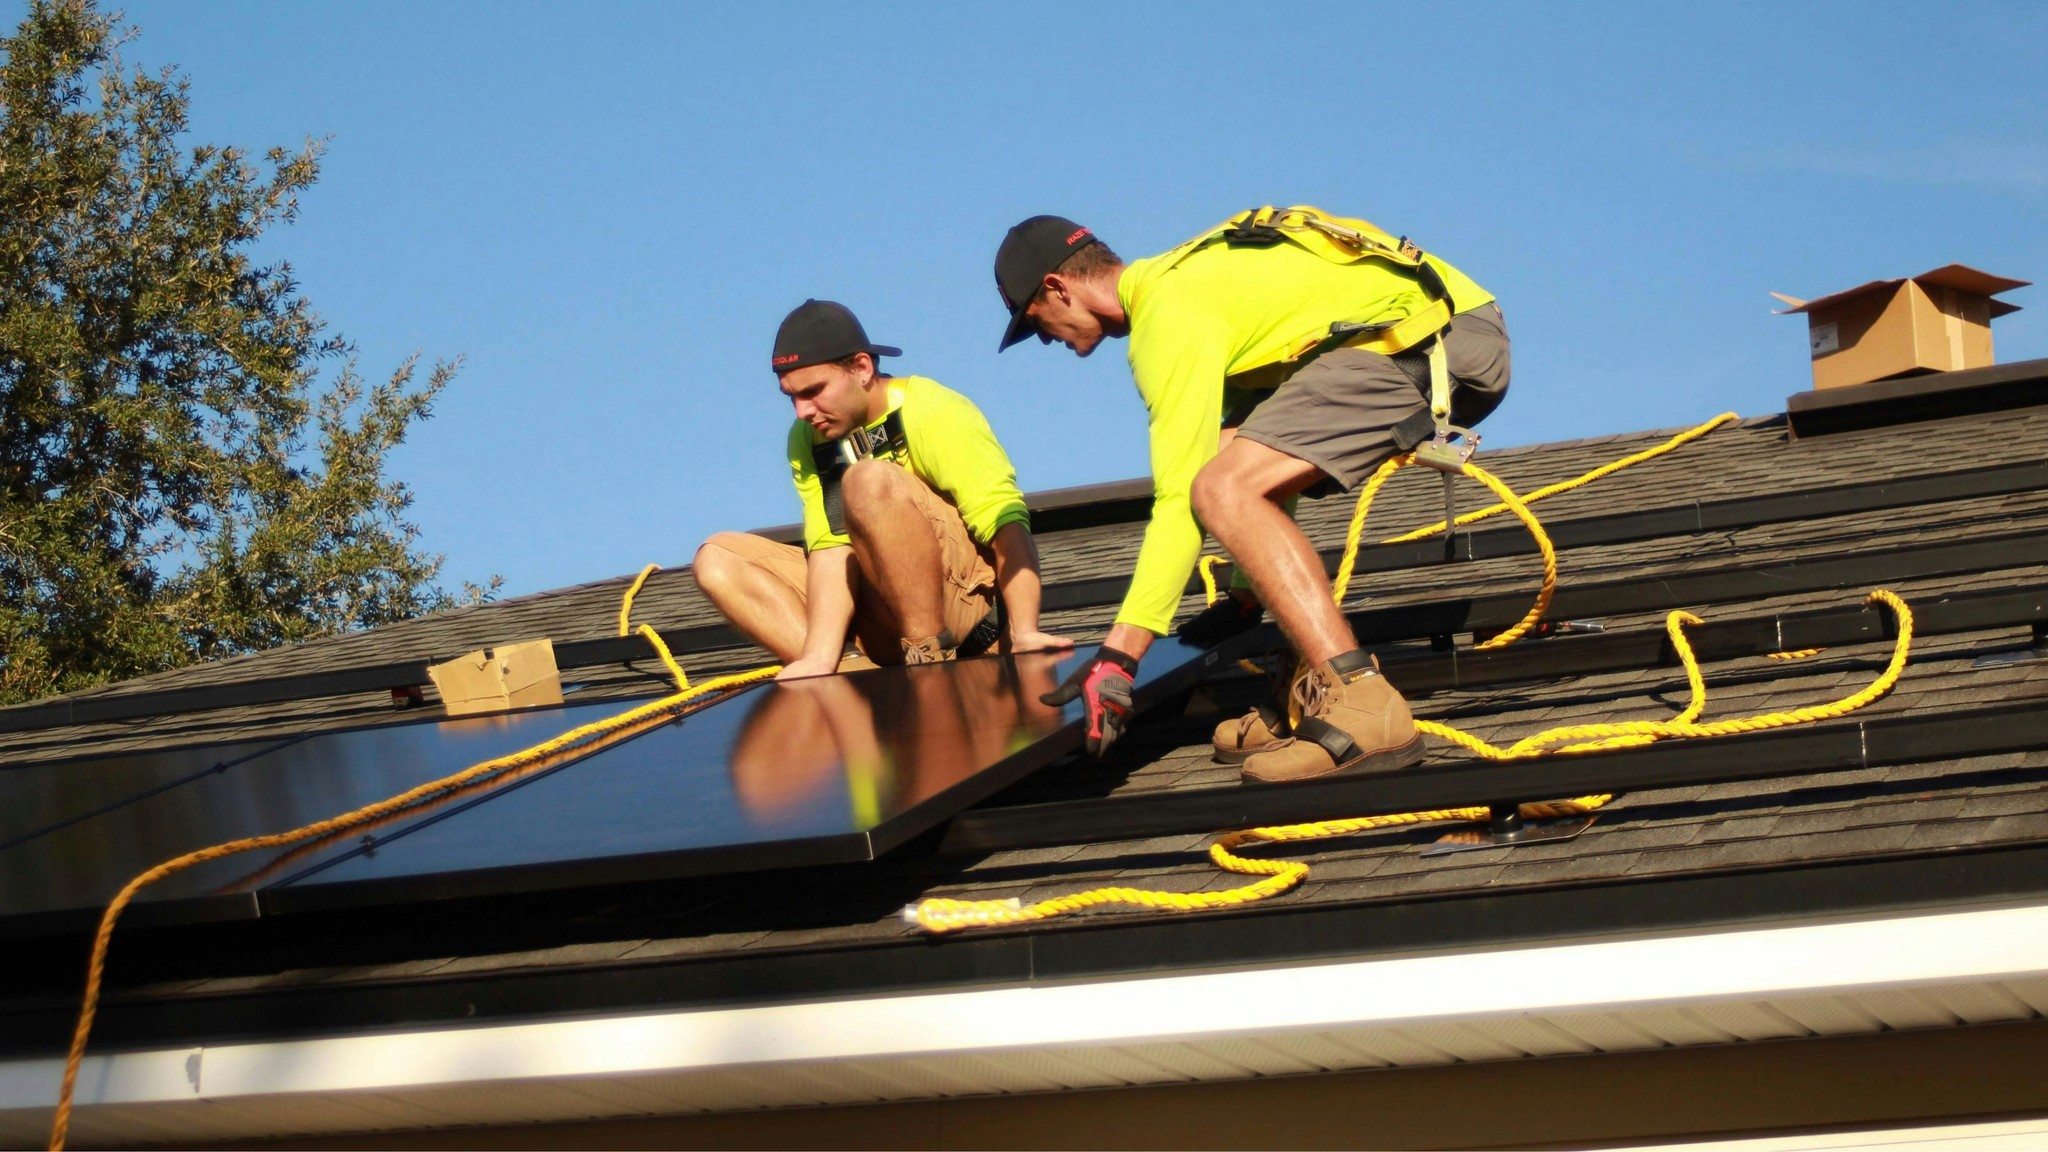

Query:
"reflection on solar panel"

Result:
[[0, 640, 1219, 931]]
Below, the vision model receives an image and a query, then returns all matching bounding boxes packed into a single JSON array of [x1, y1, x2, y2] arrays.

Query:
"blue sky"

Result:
[[102, 1, 2048, 598]]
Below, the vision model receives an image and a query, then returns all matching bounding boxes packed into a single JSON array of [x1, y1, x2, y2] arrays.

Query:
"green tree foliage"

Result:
[[0, 0, 495, 705]]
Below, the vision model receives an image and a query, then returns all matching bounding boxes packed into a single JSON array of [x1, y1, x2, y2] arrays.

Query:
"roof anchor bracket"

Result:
[[1420, 801, 1597, 857]]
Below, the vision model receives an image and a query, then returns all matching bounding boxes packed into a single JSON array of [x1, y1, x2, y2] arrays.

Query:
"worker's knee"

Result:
[[692, 533, 753, 596], [1190, 460, 1251, 527], [840, 460, 909, 525]]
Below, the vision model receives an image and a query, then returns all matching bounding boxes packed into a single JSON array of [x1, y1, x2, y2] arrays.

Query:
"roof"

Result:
[[8, 359, 2048, 1145]]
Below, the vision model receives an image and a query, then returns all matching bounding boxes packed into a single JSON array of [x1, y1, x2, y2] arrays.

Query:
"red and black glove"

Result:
[[1040, 647, 1140, 758]]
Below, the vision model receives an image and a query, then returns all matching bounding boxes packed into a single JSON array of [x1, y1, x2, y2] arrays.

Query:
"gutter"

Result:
[[6, 901, 2048, 1146]]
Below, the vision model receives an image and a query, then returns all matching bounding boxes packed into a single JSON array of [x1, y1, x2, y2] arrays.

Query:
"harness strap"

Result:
[[812, 408, 910, 537], [1291, 714, 1361, 767]]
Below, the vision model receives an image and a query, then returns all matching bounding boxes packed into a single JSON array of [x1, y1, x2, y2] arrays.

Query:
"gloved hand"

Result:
[[1040, 647, 1140, 757], [1176, 592, 1265, 648]]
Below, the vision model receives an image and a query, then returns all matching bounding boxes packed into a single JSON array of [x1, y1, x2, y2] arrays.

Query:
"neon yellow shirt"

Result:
[[1112, 239, 1494, 634], [787, 375, 1030, 553]]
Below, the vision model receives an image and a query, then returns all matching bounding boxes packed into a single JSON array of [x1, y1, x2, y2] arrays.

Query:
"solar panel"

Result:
[[0, 737, 296, 851], [0, 639, 1221, 932], [0, 698, 666, 932], [263, 640, 1219, 913]]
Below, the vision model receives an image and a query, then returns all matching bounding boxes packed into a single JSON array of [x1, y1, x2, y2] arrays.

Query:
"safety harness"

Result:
[[811, 408, 910, 538], [1169, 205, 1485, 552]]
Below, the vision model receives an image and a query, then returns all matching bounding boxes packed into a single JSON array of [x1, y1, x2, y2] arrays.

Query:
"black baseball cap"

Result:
[[771, 299, 902, 375], [994, 215, 1100, 351]]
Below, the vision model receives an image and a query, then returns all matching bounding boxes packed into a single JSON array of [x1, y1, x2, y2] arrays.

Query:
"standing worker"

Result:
[[697, 299, 1072, 678], [996, 207, 1509, 781]]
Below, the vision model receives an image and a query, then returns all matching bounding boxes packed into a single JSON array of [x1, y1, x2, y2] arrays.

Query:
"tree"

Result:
[[0, 0, 495, 706]]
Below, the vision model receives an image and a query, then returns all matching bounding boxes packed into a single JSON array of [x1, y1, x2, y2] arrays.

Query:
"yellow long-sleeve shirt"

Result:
[[1113, 237, 1493, 635], [788, 375, 1030, 553]]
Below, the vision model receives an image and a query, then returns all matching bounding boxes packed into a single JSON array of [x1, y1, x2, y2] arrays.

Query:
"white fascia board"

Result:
[[8, 901, 2048, 1112]]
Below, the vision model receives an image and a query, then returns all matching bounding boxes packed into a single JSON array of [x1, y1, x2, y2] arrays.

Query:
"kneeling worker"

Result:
[[698, 299, 1071, 679], [995, 207, 1509, 781]]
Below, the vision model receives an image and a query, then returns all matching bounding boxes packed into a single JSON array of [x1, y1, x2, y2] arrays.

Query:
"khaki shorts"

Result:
[[707, 468, 997, 662], [1233, 303, 1512, 497]]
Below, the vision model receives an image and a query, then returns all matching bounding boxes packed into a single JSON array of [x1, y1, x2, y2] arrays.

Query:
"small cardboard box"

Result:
[[1774, 264, 2028, 390], [426, 639, 563, 717]]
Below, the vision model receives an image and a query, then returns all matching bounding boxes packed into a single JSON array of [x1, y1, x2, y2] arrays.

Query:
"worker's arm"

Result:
[[1108, 300, 1232, 663], [988, 521, 1071, 653], [777, 423, 857, 680], [777, 545, 856, 680]]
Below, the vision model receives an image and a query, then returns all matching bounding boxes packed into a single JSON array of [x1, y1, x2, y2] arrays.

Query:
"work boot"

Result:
[[900, 632, 958, 665], [1212, 703, 1288, 764], [1241, 651, 1425, 784], [1213, 651, 1304, 762]]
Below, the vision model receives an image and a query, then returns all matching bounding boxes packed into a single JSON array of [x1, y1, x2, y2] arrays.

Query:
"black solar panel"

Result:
[[0, 641, 1219, 931], [0, 698, 649, 931], [1, 737, 296, 850]]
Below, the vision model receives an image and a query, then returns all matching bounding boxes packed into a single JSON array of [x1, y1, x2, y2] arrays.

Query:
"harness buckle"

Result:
[[1413, 427, 1478, 473]]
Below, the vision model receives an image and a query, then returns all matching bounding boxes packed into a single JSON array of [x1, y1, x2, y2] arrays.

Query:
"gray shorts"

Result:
[[1233, 303, 1511, 497]]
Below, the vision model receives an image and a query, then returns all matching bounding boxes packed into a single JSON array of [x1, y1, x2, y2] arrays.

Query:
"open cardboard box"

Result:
[[1775, 265, 2028, 390], [426, 638, 564, 717]]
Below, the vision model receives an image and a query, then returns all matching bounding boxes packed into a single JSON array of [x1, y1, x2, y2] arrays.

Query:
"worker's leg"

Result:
[[840, 460, 996, 660], [1211, 306, 1515, 650], [1191, 440, 1350, 663], [1198, 311, 1512, 783], [693, 532, 813, 662], [840, 460, 949, 641]]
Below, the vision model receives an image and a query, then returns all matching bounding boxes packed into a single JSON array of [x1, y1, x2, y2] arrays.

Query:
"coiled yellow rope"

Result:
[[914, 591, 1912, 934], [1330, 453, 1557, 649], [50, 574, 777, 1149], [911, 413, 1917, 934]]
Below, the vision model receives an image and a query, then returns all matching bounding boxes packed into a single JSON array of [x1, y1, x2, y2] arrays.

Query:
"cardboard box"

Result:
[[426, 639, 563, 717], [1774, 264, 2028, 390]]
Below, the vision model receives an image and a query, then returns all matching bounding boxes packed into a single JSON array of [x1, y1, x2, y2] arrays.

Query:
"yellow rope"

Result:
[[1767, 648, 1824, 661], [620, 563, 690, 690], [909, 412, 1921, 935], [1327, 455, 1558, 647], [913, 591, 1911, 933], [1377, 412, 1740, 546], [1197, 554, 1227, 605], [50, 574, 776, 1150]]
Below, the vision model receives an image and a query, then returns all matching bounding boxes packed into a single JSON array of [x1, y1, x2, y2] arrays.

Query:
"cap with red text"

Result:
[[771, 299, 902, 375], [994, 215, 1100, 351]]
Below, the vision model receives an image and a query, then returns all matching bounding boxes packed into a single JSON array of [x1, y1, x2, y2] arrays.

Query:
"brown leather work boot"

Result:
[[900, 632, 958, 664], [1241, 651, 1425, 784], [1212, 703, 1288, 764]]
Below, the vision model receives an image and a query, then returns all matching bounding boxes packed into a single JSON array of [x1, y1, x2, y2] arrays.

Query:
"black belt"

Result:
[[958, 596, 1005, 658]]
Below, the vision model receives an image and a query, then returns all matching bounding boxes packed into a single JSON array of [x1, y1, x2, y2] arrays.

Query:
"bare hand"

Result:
[[775, 653, 842, 681], [1007, 629, 1076, 655]]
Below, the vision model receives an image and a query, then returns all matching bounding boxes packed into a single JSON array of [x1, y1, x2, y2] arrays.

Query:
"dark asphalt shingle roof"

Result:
[[7, 366, 2048, 1053]]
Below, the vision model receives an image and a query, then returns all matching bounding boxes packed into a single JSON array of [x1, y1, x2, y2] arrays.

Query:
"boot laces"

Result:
[[1290, 666, 1333, 719], [903, 639, 943, 664]]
